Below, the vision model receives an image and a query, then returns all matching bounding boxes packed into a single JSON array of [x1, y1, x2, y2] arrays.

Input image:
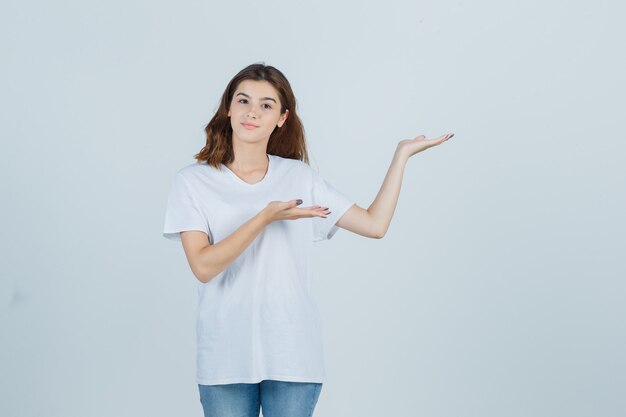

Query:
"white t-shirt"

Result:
[[163, 153, 355, 385]]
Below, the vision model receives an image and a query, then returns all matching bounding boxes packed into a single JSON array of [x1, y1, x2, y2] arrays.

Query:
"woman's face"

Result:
[[228, 79, 289, 144]]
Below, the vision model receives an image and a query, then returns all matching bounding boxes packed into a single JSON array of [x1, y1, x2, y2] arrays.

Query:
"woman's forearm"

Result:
[[193, 200, 326, 283], [367, 148, 409, 238], [196, 211, 270, 283]]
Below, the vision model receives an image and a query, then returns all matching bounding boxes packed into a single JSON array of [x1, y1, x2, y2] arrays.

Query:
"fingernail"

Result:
[[296, 199, 303, 205]]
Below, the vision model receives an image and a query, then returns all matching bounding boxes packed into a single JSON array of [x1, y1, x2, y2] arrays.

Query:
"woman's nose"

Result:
[[246, 103, 261, 118]]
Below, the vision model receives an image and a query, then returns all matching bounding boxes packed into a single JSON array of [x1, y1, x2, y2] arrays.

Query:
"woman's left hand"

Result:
[[397, 133, 454, 159]]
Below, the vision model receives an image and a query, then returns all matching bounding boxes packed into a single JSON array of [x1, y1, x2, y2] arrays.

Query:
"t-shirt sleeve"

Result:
[[311, 169, 355, 242], [162, 172, 211, 242]]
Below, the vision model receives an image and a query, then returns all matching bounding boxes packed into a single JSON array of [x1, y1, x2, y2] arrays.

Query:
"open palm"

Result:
[[397, 133, 454, 158]]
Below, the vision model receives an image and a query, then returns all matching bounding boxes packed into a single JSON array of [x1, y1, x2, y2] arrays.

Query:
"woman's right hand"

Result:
[[261, 199, 331, 224]]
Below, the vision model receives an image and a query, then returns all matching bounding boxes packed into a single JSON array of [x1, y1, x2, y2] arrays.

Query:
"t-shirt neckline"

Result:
[[222, 154, 273, 186]]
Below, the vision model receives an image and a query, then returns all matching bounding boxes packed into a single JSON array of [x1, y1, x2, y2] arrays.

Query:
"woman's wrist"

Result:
[[393, 145, 410, 164], [256, 208, 272, 227]]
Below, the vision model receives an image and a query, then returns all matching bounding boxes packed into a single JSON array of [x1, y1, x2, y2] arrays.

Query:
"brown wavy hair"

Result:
[[194, 62, 310, 169]]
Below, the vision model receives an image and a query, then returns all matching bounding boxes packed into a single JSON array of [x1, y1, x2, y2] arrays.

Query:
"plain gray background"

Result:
[[1, 0, 624, 416]]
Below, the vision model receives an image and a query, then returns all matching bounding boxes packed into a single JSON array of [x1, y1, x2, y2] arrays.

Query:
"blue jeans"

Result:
[[198, 379, 323, 417]]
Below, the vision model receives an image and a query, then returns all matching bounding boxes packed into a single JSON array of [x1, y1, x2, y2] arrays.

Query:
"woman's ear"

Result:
[[278, 109, 289, 127]]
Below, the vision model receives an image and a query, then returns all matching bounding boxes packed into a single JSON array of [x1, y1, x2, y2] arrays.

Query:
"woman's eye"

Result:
[[237, 99, 271, 109]]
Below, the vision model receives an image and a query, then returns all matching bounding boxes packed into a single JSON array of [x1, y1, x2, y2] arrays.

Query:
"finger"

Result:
[[297, 206, 329, 214], [285, 199, 303, 208], [317, 207, 331, 217], [294, 207, 330, 218], [435, 133, 453, 143], [302, 206, 327, 212], [306, 209, 330, 218], [279, 200, 298, 211]]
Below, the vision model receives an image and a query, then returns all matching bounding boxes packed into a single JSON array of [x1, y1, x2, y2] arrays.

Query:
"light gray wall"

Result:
[[1, 0, 624, 416]]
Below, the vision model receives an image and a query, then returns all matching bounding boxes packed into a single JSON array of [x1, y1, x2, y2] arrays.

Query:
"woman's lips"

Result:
[[242, 123, 258, 130]]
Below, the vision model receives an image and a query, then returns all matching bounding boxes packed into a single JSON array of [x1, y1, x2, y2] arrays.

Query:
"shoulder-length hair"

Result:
[[194, 63, 310, 169]]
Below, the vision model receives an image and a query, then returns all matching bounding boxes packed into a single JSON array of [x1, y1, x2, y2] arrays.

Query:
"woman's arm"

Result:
[[181, 201, 330, 283], [181, 212, 269, 283], [336, 133, 454, 239]]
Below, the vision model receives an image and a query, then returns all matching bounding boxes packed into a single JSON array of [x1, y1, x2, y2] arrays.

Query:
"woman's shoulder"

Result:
[[271, 154, 315, 176], [174, 160, 219, 182]]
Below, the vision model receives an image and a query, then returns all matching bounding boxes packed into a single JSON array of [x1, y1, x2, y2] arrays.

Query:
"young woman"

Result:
[[163, 62, 454, 417]]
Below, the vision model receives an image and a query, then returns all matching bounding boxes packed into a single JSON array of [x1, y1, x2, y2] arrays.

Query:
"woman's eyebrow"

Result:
[[235, 92, 277, 104]]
